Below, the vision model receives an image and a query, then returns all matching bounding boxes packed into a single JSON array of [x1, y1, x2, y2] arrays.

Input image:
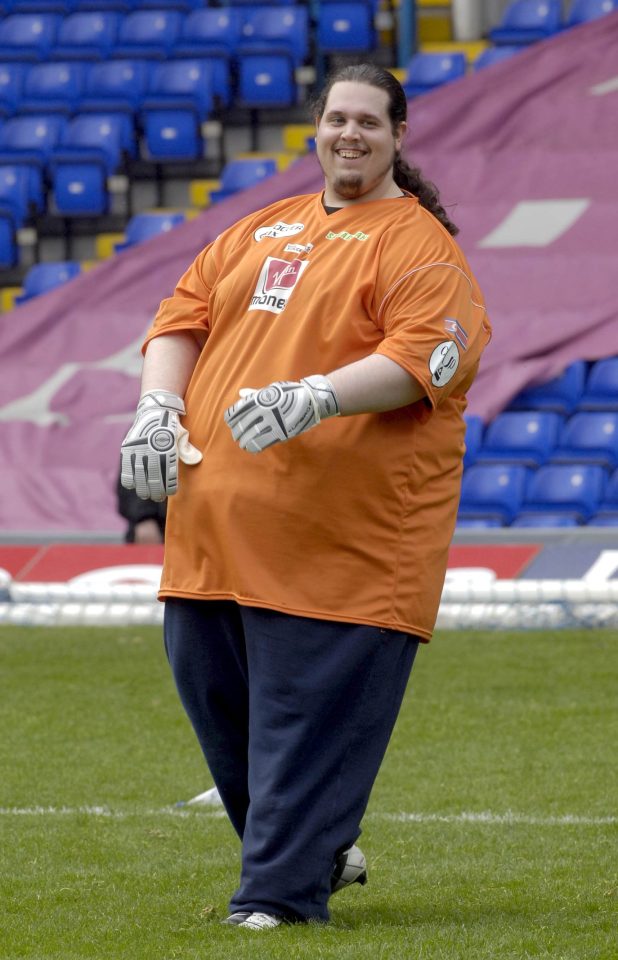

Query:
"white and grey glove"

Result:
[[224, 375, 340, 453], [120, 390, 202, 501]]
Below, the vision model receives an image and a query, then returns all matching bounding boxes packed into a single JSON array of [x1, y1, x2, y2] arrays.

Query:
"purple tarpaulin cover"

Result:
[[1, 13, 617, 533]]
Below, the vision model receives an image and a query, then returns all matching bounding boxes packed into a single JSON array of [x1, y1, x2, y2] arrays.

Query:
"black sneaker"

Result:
[[331, 844, 368, 893]]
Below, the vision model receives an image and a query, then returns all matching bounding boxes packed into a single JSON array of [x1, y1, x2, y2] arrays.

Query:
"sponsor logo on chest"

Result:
[[249, 257, 309, 314], [325, 230, 370, 241], [254, 221, 305, 241]]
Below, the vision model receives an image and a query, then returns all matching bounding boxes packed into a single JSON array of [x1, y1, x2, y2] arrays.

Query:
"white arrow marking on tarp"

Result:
[[0, 332, 145, 425], [589, 76, 618, 96], [478, 199, 590, 248]]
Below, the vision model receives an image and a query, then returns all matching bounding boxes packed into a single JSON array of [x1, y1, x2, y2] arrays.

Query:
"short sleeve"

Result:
[[142, 241, 219, 352], [374, 261, 491, 408]]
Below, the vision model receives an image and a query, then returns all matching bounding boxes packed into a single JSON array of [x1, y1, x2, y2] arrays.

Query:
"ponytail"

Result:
[[394, 154, 459, 236]]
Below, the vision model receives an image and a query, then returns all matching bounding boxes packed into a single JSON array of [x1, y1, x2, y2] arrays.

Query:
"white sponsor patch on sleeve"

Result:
[[429, 340, 459, 387]]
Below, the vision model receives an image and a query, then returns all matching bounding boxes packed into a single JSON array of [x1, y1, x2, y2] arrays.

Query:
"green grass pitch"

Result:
[[1, 625, 616, 959]]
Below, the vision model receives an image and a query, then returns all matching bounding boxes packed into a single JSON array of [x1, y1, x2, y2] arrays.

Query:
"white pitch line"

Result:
[[0, 806, 615, 826], [377, 811, 618, 827]]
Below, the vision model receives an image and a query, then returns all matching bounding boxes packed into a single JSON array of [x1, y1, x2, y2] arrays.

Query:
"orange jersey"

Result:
[[144, 192, 491, 639]]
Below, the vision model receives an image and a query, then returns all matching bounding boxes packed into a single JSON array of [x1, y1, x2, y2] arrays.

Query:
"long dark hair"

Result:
[[311, 63, 459, 237]]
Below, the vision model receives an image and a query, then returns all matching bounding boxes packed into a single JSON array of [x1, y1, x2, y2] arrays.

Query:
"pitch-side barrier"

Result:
[[1, 579, 617, 629]]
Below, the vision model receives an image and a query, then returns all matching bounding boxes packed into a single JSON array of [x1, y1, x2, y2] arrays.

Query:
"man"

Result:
[[121, 63, 491, 930]]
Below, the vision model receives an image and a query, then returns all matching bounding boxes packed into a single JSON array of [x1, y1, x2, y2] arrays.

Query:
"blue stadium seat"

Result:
[[0, 115, 67, 211], [463, 414, 484, 468], [112, 10, 183, 59], [458, 464, 531, 525], [510, 513, 580, 527], [474, 46, 523, 70], [142, 59, 214, 119], [5, 0, 75, 11], [476, 411, 563, 467], [0, 215, 18, 268], [0, 163, 32, 225], [489, 0, 563, 44], [0, 13, 61, 61], [0, 63, 27, 118], [52, 112, 130, 171], [172, 7, 241, 105], [239, 6, 309, 67], [173, 7, 243, 60], [520, 464, 607, 522], [236, 54, 297, 108], [114, 210, 186, 251], [579, 356, 618, 411], [317, 2, 376, 52], [51, 161, 110, 214], [132, 0, 201, 10], [140, 59, 215, 160], [209, 157, 278, 203], [508, 360, 587, 415], [551, 413, 618, 469], [20, 62, 86, 116], [14, 260, 81, 304], [566, 0, 617, 27], [402, 52, 467, 98], [73, 0, 133, 10], [80, 60, 152, 115], [49, 112, 132, 214], [51, 11, 122, 61]]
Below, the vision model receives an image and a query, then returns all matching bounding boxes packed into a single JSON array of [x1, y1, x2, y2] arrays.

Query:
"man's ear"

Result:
[[395, 121, 408, 151]]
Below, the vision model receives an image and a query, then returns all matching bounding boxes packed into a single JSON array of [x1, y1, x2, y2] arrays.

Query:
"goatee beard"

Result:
[[333, 173, 364, 199]]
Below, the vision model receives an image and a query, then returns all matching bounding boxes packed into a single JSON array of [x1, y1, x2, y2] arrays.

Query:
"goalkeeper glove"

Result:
[[120, 390, 202, 501], [224, 375, 340, 454]]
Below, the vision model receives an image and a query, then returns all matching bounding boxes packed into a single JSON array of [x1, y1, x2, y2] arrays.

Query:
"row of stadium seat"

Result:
[[0, 4, 376, 70], [458, 462, 618, 527], [488, 0, 617, 44], [459, 357, 618, 527], [0, 149, 280, 266], [493, 359, 616, 417], [465, 409, 618, 470]]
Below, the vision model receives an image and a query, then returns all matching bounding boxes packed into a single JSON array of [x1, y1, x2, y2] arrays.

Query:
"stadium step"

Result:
[[420, 39, 489, 64], [281, 124, 315, 154], [234, 151, 296, 171], [0, 286, 21, 312], [95, 233, 126, 260], [188, 179, 222, 210], [417, 0, 453, 42]]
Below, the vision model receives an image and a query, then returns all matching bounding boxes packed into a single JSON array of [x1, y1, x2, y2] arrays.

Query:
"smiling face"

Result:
[[315, 80, 407, 207]]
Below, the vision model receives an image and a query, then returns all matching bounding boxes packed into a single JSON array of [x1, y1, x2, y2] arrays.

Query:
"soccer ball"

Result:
[[331, 844, 368, 892]]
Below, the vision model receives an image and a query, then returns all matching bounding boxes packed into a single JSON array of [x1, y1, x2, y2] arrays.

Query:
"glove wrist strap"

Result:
[[139, 390, 186, 414], [301, 375, 340, 422]]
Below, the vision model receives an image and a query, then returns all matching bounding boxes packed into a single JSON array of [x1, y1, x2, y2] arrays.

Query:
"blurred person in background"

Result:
[[120, 63, 491, 931], [116, 474, 166, 543]]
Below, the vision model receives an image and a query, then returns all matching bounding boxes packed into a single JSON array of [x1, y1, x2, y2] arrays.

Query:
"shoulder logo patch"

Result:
[[429, 340, 459, 387]]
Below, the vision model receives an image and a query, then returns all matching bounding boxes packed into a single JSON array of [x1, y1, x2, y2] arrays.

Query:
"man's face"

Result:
[[315, 81, 406, 206]]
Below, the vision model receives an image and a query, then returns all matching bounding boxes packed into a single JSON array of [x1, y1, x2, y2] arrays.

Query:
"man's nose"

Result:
[[341, 122, 361, 139]]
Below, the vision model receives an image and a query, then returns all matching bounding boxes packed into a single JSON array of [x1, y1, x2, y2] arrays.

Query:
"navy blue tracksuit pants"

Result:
[[164, 598, 419, 922]]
